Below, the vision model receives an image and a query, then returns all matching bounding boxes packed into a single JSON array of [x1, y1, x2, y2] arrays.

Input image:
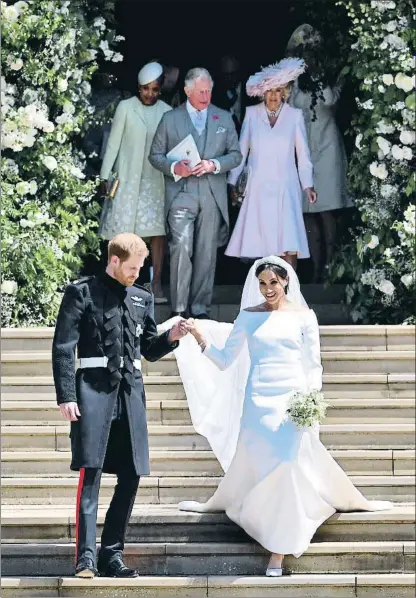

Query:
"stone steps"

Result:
[[2, 349, 415, 376], [2, 449, 414, 477], [1, 474, 414, 505], [2, 422, 415, 451], [1, 324, 414, 593], [2, 373, 414, 395], [2, 324, 414, 353], [2, 573, 415, 598], [1, 541, 414, 577], [2, 397, 414, 424], [2, 504, 414, 543]]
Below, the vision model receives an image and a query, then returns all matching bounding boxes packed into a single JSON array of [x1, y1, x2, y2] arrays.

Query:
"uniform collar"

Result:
[[100, 272, 127, 298]]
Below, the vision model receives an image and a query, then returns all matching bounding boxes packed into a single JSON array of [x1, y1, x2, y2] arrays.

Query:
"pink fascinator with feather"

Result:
[[246, 57, 306, 97]]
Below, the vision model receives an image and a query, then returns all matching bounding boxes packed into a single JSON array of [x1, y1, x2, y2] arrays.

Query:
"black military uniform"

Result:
[[52, 272, 178, 576]]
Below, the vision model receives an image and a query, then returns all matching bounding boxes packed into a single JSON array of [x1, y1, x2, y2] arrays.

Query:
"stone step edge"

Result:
[[1, 573, 415, 591], [3, 448, 413, 461], [2, 540, 414, 556], [2, 423, 415, 432], [2, 373, 414, 385], [2, 503, 413, 525], [2, 398, 415, 410], [2, 350, 415, 362], [1, 475, 414, 488], [3, 324, 414, 336]]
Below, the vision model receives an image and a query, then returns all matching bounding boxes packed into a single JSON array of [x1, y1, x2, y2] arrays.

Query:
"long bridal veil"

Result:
[[159, 256, 307, 470]]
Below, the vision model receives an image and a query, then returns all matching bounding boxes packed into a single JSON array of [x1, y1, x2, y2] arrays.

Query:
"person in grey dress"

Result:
[[287, 25, 353, 282], [100, 63, 171, 303]]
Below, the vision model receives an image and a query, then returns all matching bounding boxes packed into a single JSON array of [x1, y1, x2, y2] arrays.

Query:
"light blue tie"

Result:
[[194, 110, 205, 136]]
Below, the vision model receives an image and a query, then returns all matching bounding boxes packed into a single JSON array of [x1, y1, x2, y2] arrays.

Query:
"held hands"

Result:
[[306, 188, 318, 204], [191, 160, 216, 178], [59, 402, 81, 422], [168, 318, 189, 343], [183, 318, 204, 345]]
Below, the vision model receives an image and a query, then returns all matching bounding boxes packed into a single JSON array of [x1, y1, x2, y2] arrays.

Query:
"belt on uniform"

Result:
[[78, 357, 142, 371]]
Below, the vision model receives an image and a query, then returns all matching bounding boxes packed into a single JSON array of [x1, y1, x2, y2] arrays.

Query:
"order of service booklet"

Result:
[[167, 134, 201, 180]]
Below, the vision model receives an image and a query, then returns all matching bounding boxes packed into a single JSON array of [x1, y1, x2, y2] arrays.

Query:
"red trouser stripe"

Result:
[[75, 467, 85, 564]]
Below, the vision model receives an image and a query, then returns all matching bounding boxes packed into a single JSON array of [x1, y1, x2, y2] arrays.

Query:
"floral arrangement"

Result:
[[329, 0, 415, 324], [286, 390, 328, 428], [1, 0, 123, 326]]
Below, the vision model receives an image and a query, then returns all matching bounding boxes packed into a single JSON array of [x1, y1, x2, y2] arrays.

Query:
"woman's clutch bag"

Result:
[[108, 172, 119, 199]]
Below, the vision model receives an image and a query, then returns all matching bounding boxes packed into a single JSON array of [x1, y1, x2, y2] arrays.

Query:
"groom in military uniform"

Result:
[[52, 233, 187, 578]]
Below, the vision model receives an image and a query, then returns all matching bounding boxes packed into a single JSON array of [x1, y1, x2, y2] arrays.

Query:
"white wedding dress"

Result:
[[175, 308, 392, 557], [159, 257, 392, 558]]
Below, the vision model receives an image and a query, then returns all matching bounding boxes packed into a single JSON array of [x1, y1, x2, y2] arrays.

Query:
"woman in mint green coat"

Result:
[[100, 62, 171, 302]]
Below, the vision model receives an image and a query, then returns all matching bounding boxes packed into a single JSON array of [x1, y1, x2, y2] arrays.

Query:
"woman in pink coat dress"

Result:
[[226, 58, 317, 270]]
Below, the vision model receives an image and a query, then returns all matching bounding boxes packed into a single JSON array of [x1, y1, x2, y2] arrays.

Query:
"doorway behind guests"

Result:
[[110, 0, 353, 285]]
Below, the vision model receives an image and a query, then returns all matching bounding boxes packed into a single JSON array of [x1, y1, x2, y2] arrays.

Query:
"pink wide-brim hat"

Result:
[[246, 57, 306, 97]]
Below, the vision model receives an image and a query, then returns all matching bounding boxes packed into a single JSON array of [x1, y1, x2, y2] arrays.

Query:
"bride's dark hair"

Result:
[[255, 262, 289, 294]]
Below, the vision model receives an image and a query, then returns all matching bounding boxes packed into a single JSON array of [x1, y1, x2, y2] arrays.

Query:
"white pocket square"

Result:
[[216, 126, 226, 134]]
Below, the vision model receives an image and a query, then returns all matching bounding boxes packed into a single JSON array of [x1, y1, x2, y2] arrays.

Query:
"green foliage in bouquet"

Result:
[[286, 390, 328, 428], [1, 0, 122, 326], [329, 0, 416, 324]]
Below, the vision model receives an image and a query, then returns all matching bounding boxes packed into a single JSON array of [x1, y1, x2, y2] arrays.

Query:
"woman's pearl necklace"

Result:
[[266, 103, 283, 118]]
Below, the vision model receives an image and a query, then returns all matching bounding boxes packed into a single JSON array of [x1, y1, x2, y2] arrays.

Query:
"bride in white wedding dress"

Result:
[[163, 256, 392, 576]]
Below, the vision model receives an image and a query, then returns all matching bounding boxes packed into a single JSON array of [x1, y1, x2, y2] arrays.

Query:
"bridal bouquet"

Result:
[[286, 390, 328, 428]]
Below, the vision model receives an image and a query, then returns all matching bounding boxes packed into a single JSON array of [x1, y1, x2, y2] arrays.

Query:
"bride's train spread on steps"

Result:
[[159, 258, 393, 559]]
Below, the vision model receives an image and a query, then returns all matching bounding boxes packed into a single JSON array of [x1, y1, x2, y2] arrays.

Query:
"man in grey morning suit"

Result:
[[149, 67, 242, 319]]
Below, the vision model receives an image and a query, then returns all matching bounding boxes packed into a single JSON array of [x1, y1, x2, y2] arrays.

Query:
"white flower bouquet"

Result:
[[286, 390, 328, 428]]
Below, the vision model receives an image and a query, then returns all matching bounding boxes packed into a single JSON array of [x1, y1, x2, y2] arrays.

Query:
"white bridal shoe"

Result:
[[266, 567, 283, 577]]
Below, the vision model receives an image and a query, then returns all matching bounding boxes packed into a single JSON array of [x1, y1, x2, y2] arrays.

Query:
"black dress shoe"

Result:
[[75, 557, 98, 578], [99, 557, 139, 578], [190, 312, 210, 320], [170, 311, 187, 318]]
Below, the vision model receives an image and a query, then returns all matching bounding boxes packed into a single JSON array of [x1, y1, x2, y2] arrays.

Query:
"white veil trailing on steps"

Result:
[[159, 256, 307, 470]]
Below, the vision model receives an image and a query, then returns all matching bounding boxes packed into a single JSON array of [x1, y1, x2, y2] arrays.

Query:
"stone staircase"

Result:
[[1, 322, 415, 597]]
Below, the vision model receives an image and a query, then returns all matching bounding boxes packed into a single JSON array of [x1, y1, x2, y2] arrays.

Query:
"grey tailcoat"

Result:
[[148, 103, 242, 246]]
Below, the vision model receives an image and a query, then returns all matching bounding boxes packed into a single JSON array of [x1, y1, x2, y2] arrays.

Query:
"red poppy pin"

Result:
[[213, 114, 219, 120]]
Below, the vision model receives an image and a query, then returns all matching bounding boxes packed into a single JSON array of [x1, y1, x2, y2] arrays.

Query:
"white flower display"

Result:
[[391, 145, 404, 160], [3, 5, 19, 22], [402, 147, 413, 160], [355, 133, 363, 149], [376, 136, 391, 156], [395, 73, 415, 92], [401, 273, 415, 288], [400, 130, 416, 145], [9, 58, 23, 71], [380, 184, 396, 198], [28, 180, 38, 195], [1, 280, 18, 295], [384, 34, 406, 50], [382, 74, 394, 85], [377, 280, 395, 296], [369, 162, 388, 180], [43, 155, 58, 171], [57, 79, 68, 92], [16, 181, 30, 195], [62, 101, 75, 115], [70, 165, 86, 179], [384, 21, 397, 32], [367, 235, 379, 250]]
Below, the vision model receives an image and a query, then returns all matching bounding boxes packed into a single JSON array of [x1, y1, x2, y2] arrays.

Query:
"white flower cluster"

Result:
[[99, 40, 123, 63], [1, 1, 28, 23], [1, 80, 55, 152]]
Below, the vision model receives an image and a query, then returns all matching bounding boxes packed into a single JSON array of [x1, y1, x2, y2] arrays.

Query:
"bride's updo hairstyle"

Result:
[[255, 261, 289, 294]]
